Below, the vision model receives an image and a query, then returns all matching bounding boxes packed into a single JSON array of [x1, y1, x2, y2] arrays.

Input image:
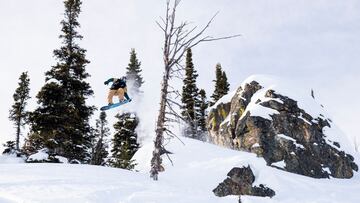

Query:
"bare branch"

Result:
[[166, 104, 181, 118], [167, 99, 182, 108], [165, 111, 184, 121], [165, 152, 174, 166], [189, 34, 242, 49], [171, 63, 185, 73], [165, 128, 185, 145], [156, 21, 165, 32], [167, 90, 181, 95], [160, 16, 166, 25], [168, 90, 182, 98], [164, 117, 179, 123]]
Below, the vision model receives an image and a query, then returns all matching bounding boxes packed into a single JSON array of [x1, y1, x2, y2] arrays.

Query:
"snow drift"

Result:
[[0, 135, 358, 202]]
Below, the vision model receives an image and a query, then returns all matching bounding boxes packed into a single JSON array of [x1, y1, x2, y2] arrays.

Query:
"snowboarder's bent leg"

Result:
[[117, 88, 125, 102], [123, 87, 131, 101], [107, 90, 117, 104]]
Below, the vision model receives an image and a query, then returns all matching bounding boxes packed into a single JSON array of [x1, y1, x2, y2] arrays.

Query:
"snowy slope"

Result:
[[0, 137, 359, 203]]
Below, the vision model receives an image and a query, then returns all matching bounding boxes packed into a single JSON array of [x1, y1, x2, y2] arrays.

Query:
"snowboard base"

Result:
[[100, 99, 131, 111]]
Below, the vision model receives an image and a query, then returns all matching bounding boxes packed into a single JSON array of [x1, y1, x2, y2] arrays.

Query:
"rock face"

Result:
[[213, 166, 275, 198], [207, 78, 358, 178]]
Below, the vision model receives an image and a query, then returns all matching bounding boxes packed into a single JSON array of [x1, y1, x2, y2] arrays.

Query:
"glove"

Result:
[[104, 81, 109, 85]]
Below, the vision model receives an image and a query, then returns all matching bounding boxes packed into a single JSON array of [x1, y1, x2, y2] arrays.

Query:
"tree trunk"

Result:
[[150, 64, 170, 180], [16, 117, 21, 151]]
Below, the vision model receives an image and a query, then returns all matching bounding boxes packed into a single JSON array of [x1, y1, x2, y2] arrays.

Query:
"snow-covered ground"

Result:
[[0, 137, 359, 203]]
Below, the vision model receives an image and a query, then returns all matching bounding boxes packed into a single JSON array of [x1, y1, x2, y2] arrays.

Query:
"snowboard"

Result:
[[100, 99, 131, 111]]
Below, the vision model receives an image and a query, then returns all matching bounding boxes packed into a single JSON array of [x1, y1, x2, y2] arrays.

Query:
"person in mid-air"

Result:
[[104, 76, 131, 105]]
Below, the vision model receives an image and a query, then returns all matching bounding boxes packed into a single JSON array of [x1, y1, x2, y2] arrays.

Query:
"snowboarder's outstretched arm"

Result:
[[104, 78, 115, 85]]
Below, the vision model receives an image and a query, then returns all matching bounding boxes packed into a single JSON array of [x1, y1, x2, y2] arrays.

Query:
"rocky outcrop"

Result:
[[213, 166, 275, 200], [207, 79, 358, 178]]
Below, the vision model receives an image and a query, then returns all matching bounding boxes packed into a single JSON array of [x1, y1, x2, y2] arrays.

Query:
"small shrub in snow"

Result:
[[2, 141, 23, 157], [2, 141, 17, 155], [26, 148, 62, 163]]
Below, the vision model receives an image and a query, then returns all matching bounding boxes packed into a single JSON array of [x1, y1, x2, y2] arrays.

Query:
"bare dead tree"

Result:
[[150, 0, 240, 180]]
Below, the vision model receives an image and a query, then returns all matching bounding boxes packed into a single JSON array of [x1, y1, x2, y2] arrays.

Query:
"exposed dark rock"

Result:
[[213, 166, 275, 199], [207, 80, 358, 179]]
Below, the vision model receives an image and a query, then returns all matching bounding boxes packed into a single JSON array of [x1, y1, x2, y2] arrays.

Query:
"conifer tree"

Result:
[[210, 63, 223, 106], [210, 63, 230, 106], [109, 112, 139, 170], [181, 48, 199, 137], [2, 141, 17, 155], [196, 89, 208, 132], [28, 0, 94, 162], [221, 71, 230, 96], [9, 71, 31, 151], [90, 111, 109, 165], [126, 49, 144, 95]]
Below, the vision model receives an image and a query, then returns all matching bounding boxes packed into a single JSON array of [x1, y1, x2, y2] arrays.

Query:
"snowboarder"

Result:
[[104, 76, 131, 105]]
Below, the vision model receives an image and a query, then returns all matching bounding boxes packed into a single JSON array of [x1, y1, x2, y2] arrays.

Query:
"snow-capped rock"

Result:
[[207, 75, 358, 178], [213, 166, 275, 199]]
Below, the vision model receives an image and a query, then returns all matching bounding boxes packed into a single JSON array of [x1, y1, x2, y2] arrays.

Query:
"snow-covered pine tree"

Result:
[[221, 71, 230, 96], [27, 0, 95, 163], [9, 71, 30, 151], [126, 49, 144, 95], [196, 89, 208, 133], [181, 48, 200, 138], [210, 63, 223, 106], [210, 63, 230, 106], [90, 111, 110, 166], [109, 112, 139, 170], [2, 141, 17, 155]]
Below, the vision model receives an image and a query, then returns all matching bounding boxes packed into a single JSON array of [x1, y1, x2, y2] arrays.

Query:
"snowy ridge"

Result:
[[212, 75, 356, 155], [240, 75, 324, 119]]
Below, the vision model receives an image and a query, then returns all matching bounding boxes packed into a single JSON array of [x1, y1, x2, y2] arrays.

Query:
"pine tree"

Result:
[[196, 89, 208, 132], [9, 71, 31, 151], [221, 71, 230, 96], [109, 112, 139, 170], [181, 48, 199, 138], [90, 111, 110, 165], [210, 63, 230, 106], [27, 0, 94, 162], [126, 49, 144, 95], [210, 63, 223, 106], [2, 141, 17, 155]]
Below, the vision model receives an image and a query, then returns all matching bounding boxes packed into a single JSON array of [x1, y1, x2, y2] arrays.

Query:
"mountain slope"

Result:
[[1, 136, 359, 202]]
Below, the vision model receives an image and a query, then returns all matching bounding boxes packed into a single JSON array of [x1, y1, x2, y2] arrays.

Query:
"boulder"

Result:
[[213, 166, 275, 199], [207, 77, 358, 178]]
